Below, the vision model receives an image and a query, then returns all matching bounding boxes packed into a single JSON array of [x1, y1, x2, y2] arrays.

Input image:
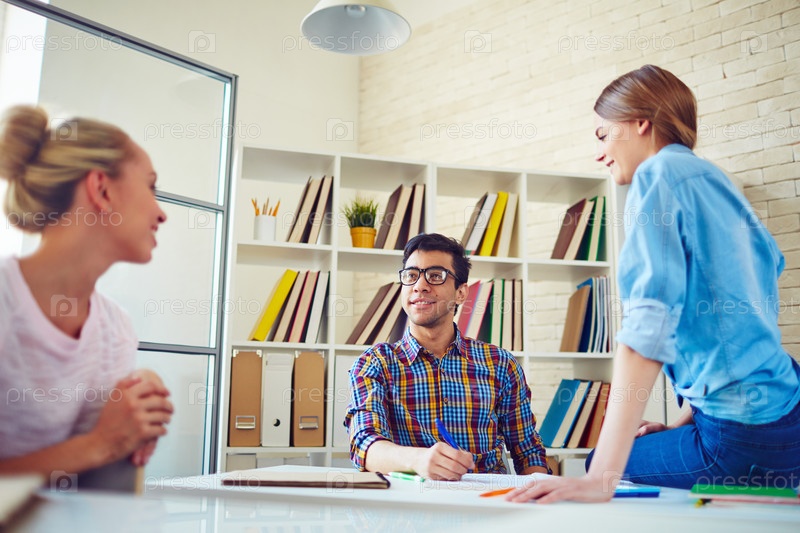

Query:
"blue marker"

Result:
[[435, 418, 460, 449]]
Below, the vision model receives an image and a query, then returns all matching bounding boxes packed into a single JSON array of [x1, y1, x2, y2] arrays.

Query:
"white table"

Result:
[[8, 466, 800, 532]]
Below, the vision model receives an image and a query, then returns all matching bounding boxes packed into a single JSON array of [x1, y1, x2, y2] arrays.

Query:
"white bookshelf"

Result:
[[220, 145, 619, 471]]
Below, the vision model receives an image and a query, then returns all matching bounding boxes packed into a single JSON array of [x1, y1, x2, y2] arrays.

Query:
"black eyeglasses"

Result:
[[398, 266, 459, 286]]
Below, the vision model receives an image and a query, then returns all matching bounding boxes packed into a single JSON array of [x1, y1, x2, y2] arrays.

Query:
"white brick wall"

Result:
[[354, 0, 800, 407]]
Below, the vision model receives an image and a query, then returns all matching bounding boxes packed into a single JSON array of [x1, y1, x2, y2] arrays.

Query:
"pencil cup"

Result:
[[254, 215, 277, 242]]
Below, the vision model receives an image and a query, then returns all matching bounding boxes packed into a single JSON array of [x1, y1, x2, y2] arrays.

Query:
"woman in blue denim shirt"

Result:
[[509, 65, 800, 503]]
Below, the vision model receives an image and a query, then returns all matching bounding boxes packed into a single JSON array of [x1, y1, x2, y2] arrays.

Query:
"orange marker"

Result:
[[479, 487, 515, 498]]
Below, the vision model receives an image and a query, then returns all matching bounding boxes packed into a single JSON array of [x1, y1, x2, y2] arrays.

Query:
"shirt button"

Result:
[[443, 398, 449, 404]]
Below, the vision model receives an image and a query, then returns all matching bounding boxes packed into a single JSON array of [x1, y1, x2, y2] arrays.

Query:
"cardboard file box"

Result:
[[261, 353, 294, 447], [292, 351, 325, 447], [228, 350, 262, 447]]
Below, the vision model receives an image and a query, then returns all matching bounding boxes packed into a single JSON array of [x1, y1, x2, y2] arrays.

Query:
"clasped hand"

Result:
[[91, 369, 173, 466]]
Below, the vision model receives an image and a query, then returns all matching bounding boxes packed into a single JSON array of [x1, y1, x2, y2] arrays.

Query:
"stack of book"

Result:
[[286, 175, 333, 244], [560, 276, 612, 353], [453, 278, 523, 351], [374, 183, 425, 250], [461, 191, 519, 256], [248, 269, 330, 343], [550, 195, 606, 261], [346, 282, 408, 345], [538, 378, 611, 449]]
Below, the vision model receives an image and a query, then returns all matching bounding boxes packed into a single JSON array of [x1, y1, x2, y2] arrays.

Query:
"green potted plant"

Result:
[[342, 196, 379, 248]]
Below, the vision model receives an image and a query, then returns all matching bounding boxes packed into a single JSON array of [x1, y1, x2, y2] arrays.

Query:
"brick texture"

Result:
[[355, 0, 800, 405]]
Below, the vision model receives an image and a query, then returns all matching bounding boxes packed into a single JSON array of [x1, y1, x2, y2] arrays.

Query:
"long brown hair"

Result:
[[594, 65, 697, 149]]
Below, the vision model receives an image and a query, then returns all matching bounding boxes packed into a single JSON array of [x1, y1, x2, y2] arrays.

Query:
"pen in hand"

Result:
[[435, 418, 460, 449]]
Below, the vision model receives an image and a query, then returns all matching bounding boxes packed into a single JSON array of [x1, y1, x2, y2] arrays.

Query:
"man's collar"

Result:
[[397, 323, 468, 364]]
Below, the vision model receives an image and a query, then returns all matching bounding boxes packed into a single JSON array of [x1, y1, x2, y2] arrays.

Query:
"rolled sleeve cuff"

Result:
[[616, 298, 681, 364], [349, 419, 390, 471]]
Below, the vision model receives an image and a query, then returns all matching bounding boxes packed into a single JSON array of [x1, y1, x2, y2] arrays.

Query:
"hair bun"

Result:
[[0, 105, 49, 183]]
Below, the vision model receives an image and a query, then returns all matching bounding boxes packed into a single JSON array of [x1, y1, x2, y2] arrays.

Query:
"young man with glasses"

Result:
[[345, 233, 548, 480]]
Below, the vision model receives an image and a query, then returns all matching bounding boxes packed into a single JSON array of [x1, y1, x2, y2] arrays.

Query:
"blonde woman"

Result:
[[0, 106, 173, 482], [510, 65, 800, 503]]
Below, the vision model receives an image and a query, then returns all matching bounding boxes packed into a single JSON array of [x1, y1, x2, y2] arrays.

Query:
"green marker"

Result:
[[387, 471, 425, 482]]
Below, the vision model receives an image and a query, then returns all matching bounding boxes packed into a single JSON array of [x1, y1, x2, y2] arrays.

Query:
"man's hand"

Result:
[[412, 442, 475, 480]]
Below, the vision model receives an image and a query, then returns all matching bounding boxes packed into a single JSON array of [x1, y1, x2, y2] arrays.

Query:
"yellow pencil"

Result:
[[251, 198, 259, 216], [272, 199, 280, 216]]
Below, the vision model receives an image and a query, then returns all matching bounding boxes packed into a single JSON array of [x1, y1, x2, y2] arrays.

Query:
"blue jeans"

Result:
[[585, 399, 800, 489]]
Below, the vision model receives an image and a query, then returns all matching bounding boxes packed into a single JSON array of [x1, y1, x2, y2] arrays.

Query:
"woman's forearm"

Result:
[[585, 343, 663, 487]]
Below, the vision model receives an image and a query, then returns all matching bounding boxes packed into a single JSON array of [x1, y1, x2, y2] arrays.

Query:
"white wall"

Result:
[[50, 0, 360, 153]]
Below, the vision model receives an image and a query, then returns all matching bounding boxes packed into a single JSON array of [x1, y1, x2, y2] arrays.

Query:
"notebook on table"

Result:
[[221, 470, 390, 489], [0, 474, 43, 526]]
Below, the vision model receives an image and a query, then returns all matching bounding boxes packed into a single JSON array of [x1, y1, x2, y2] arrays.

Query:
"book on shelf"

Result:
[[455, 280, 481, 334], [407, 183, 426, 242], [271, 270, 308, 342], [374, 185, 402, 249], [489, 278, 503, 347], [306, 175, 333, 245], [303, 271, 329, 344], [512, 279, 523, 351], [501, 278, 514, 351], [551, 198, 593, 260], [369, 293, 407, 344], [465, 280, 493, 339], [539, 379, 590, 448], [561, 276, 610, 353], [566, 380, 603, 448], [492, 192, 518, 257], [287, 177, 323, 243], [463, 193, 497, 255], [478, 191, 508, 256], [538, 379, 582, 448], [576, 278, 596, 353], [575, 195, 606, 262], [461, 192, 487, 251], [355, 283, 401, 344], [384, 184, 413, 250], [374, 184, 414, 250], [345, 282, 395, 345], [248, 269, 299, 342], [287, 270, 319, 343], [559, 284, 591, 352], [580, 382, 610, 448]]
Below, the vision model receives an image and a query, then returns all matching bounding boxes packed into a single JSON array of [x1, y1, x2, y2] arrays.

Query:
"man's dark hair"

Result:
[[402, 233, 471, 287]]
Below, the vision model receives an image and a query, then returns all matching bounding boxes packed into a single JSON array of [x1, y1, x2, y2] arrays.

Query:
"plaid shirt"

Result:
[[344, 325, 547, 473]]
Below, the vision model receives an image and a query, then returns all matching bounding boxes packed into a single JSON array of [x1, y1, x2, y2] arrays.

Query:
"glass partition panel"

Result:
[[137, 350, 212, 479], [33, 15, 227, 203], [97, 202, 221, 348]]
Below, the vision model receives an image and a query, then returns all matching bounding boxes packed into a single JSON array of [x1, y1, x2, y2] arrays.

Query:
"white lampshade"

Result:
[[301, 1, 411, 55]]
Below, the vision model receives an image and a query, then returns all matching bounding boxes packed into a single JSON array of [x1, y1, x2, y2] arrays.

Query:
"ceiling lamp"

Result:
[[301, 1, 411, 55]]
